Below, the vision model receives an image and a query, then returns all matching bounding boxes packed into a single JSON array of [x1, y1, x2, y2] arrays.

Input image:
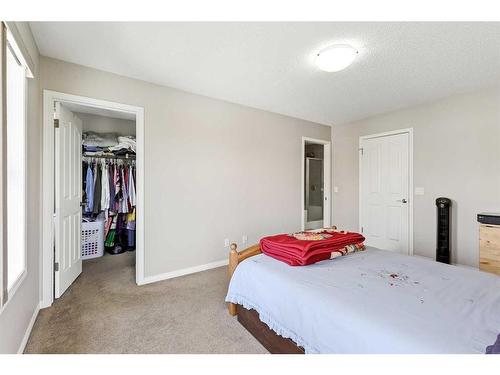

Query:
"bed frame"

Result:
[[227, 243, 305, 354]]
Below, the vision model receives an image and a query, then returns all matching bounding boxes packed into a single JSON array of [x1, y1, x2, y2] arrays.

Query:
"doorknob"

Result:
[[397, 199, 408, 203]]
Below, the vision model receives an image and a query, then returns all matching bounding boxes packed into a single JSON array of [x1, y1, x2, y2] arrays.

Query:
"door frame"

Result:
[[358, 128, 414, 256], [301, 137, 331, 231], [41, 90, 145, 308]]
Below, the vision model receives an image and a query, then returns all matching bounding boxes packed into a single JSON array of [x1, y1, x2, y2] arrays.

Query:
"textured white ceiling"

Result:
[[30, 22, 500, 125]]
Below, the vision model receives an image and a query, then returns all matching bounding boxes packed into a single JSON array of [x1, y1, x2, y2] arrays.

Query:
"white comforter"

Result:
[[226, 247, 500, 353]]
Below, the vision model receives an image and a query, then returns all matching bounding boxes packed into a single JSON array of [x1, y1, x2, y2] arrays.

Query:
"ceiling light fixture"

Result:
[[314, 44, 358, 72]]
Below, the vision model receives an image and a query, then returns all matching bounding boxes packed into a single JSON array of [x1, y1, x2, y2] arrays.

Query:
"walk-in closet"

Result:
[[51, 100, 139, 298], [80, 111, 137, 259]]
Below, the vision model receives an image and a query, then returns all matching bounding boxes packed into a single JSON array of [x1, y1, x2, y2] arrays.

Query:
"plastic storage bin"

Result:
[[81, 218, 105, 260]]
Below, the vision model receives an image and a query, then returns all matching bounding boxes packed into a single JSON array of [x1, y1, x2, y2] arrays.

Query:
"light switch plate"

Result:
[[333, 186, 339, 193], [224, 238, 230, 247], [415, 187, 425, 195], [242, 235, 248, 244]]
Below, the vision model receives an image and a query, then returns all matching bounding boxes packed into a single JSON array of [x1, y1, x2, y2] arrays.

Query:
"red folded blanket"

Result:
[[260, 230, 365, 266]]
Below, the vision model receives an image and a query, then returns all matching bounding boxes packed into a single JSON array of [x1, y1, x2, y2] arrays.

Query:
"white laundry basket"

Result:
[[81, 218, 105, 260]]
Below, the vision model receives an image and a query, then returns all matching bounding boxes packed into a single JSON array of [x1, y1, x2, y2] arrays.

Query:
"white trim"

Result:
[[0, 270, 26, 316], [359, 128, 414, 142], [41, 90, 145, 308], [21, 57, 28, 294], [139, 259, 229, 286], [301, 137, 331, 231], [6, 270, 26, 302], [358, 128, 414, 256], [0, 22, 6, 310], [17, 301, 39, 354], [4, 23, 34, 78]]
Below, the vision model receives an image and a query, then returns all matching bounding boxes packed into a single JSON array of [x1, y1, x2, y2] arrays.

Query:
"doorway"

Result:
[[301, 137, 331, 231], [359, 129, 413, 255], [41, 91, 144, 308]]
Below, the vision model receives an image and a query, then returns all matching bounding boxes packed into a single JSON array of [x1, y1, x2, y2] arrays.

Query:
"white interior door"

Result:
[[360, 132, 409, 253], [54, 102, 82, 298]]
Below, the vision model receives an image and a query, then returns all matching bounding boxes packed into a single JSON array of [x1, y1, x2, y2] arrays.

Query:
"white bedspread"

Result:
[[226, 247, 500, 353]]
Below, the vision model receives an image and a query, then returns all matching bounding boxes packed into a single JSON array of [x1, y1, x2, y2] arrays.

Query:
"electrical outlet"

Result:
[[224, 238, 230, 247], [242, 235, 248, 244], [415, 187, 425, 196]]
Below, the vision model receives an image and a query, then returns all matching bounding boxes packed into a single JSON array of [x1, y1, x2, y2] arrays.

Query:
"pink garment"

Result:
[[113, 164, 120, 212]]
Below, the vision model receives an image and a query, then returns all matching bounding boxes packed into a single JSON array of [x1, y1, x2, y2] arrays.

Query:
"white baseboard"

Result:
[[453, 262, 478, 271], [138, 259, 228, 286], [17, 302, 40, 354]]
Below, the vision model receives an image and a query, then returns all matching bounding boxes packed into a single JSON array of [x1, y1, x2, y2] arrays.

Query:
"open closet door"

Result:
[[54, 102, 83, 298]]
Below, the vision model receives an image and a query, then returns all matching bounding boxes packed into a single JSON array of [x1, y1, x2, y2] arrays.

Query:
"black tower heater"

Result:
[[436, 197, 452, 264]]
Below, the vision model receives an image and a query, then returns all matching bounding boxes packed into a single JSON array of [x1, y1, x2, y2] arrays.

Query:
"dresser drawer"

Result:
[[479, 224, 500, 275], [479, 259, 500, 275], [479, 224, 500, 242], [479, 239, 500, 254]]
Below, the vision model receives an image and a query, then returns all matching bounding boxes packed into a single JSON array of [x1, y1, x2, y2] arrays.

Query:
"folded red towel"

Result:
[[260, 230, 365, 266]]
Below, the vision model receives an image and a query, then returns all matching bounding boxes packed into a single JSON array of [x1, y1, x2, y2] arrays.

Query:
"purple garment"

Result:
[[486, 333, 500, 354], [92, 163, 102, 214], [115, 213, 126, 234], [108, 164, 116, 212]]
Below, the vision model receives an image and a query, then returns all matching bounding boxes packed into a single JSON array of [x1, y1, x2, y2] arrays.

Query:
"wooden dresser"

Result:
[[479, 224, 500, 275]]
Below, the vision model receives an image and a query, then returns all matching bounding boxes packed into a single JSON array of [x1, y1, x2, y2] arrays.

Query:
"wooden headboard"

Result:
[[227, 242, 262, 315]]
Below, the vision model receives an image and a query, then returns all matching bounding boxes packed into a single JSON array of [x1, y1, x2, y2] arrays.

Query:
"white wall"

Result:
[[78, 112, 136, 136], [0, 22, 41, 353], [332, 86, 500, 267], [40, 56, 331, 278]]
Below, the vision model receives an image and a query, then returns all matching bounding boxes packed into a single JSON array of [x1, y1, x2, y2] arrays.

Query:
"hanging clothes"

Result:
[[114, 163, 122, 204], [85, 163, 94, 213], [124, 164, 129, 208], [82, 160, 88, 205], [108, 163, 116, 214], [128, 165, 136, 208], [83, 159, 136, 215], [119, 165, 129, 214], [100, 161, 110, 214], [92, 162, 102, 215], [82, 155, 137, 255]]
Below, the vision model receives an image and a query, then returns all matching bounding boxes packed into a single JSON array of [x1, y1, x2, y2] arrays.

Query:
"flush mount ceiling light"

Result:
[[314, 44, 358, 72]]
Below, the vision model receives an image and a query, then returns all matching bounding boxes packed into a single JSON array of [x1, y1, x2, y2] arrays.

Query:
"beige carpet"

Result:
[[25, 252, 267, 354]]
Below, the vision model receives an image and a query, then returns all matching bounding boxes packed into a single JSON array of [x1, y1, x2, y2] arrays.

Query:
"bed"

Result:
[[225, 243, 500, 354]]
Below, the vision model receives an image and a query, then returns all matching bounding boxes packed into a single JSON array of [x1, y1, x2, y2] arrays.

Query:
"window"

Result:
[[6, 35, 27, 292], [1, 25, 28, 304]]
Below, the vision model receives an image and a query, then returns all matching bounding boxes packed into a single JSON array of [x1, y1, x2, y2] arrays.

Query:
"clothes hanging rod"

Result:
[[83, 154, 136, 160]]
